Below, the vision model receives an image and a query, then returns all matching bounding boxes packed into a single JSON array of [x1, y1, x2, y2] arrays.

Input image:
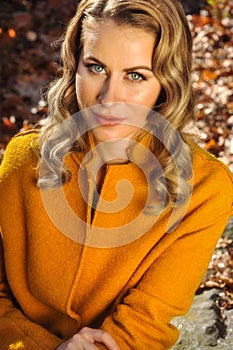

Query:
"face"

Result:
[[76, 20, 161, 144]]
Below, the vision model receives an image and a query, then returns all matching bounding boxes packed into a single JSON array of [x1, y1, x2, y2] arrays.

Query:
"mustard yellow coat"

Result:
[[0, 131, 232, 350]]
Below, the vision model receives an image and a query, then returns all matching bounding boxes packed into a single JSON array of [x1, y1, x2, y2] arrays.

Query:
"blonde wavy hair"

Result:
[[38, 0, 195, 213]]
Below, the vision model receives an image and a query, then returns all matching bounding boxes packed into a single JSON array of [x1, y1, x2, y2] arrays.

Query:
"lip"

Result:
[[92, 112, 125, 126]]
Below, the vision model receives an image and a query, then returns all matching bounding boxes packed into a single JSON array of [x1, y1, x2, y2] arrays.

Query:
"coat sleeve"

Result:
[[0, 133, 63, 350], [0, 235, 62, 350], [97, 164, 233, 349]]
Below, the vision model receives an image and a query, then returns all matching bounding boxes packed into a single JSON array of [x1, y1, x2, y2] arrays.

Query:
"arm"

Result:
[[96, 199, 233, 349], [0, 133, 63, 350], [0, 233, 63, 350], [0, 132, 119, 350]]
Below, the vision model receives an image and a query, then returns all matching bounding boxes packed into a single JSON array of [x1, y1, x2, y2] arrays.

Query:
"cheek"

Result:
[[134, 90, 159, 109], [132, 81, 161, 109], [75, 73, 99, 108], [143, 85, 161, 108], [75, 75, 87, 107], [75, 75, 81, 97]]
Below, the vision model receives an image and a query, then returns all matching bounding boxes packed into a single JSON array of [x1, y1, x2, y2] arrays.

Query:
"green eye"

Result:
[[92, 64, 104, 73], [129, 72, 144, 81]]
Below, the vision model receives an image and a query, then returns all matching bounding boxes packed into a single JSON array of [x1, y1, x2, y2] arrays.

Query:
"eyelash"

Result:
[[84, 63, 146, 82]]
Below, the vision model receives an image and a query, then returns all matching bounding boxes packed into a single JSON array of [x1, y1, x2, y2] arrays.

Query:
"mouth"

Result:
[[92, 112, 125, 127]]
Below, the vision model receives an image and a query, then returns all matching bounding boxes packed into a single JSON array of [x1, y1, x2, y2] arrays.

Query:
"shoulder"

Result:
[[0, 130, 39, 180], [190, 140, 232, 180], [189, 140, 233, 212]]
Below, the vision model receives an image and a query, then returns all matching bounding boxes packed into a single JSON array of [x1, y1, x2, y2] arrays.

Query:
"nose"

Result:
[[97, 75, 123, 105]]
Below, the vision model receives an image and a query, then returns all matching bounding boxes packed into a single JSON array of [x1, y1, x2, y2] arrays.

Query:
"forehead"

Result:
[[81, 19, 156, 62], [82, 18, 154, 40]]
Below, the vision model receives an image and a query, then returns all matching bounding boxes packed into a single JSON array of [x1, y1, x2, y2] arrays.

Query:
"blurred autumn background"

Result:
[[0, 0, 233, 337]]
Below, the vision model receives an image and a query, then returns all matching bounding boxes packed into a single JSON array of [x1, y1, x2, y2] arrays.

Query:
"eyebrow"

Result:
[[83, 56, 107, 68], [83, 55, 153, 72]]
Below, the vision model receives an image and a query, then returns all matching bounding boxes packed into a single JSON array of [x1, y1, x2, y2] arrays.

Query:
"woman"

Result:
[[0, 0, 232, 349]]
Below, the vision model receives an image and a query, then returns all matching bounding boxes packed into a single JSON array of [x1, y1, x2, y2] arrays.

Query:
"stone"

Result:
[[171, 289, 233, 349]]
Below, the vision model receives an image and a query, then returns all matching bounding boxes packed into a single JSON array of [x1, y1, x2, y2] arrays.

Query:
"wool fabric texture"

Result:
[[0, 131, 232, 350]]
